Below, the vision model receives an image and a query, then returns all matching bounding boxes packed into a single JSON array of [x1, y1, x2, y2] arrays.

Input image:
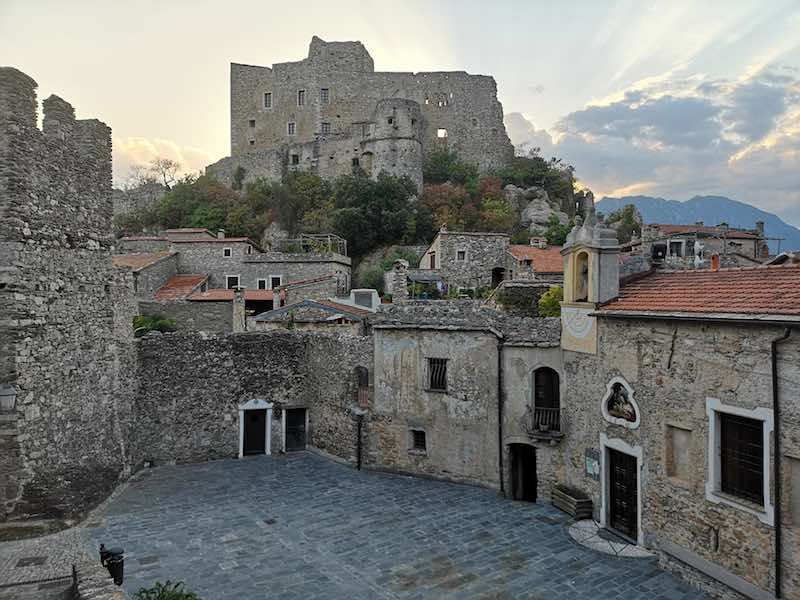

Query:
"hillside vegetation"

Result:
[[115, 149, 581, 260]]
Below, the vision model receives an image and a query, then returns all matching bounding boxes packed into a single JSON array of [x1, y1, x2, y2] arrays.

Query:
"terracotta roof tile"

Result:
[[600, 264, 800, 317], [153, 275, 208, 301], [650, 224, 759, 239], [112, 252, 172, 270], [119, 236, 167, 241], [508, 245, 564, 273], [188, 288, 277, 302]]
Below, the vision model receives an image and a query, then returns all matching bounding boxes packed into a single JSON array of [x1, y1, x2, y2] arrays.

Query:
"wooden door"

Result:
[[243, 409, 266, 455], [608, 448, 637, 540]]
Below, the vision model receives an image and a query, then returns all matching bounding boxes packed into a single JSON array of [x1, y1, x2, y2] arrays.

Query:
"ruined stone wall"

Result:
[[561, 317, 800, 597], [112, 182, 166, 218], [137, 300, 233, 333], [370, 327, 500, 486], [205, 150, 283, 189], [0, 68, 136, 521]]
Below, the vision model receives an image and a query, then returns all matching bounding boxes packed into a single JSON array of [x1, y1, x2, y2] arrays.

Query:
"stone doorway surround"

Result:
[[600, 432, 644, 545], [238, 399, 273, 458]]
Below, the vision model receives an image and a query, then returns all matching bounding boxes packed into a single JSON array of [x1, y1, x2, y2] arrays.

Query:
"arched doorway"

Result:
[[533, 367, 560, 433], [491, 267, 505, 288], [510, 444, 537, 502]]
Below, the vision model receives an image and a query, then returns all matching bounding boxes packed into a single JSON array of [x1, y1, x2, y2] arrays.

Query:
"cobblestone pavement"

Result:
[[76, 452, 705, 600]]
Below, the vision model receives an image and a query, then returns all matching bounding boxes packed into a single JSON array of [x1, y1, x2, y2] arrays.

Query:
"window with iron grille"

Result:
[[264, 92, 272, 109], [320, 88, 330, 104], [720, 413, 764, 504], [297, 90, 306, 106], [411, 430, 426, 451], [427, 358, 447, 391], [287, 122, 296, 135], [321, 122, 331, 135]]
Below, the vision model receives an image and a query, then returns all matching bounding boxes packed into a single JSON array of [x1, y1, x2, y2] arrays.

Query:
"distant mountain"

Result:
[[596, 195, 800, 254]]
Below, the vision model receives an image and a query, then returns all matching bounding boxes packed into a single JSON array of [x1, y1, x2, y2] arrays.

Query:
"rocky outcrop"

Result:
[[504, 184, 570, 234]]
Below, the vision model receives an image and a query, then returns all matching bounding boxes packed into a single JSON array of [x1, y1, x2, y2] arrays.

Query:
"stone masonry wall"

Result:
[[138, 300, 233, 334], [421, 231, 510, 289], [131, 253, 178, 299], [0, 68, 137, 521], [562, 317, 800, 597]]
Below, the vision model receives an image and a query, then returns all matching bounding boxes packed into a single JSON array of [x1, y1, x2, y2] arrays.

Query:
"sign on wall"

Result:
[[585, 448, 600, 480]]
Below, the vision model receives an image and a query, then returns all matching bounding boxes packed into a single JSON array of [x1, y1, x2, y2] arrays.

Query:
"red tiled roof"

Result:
[[318, 300, 372, 316], [279, 274, 337, 289], [112, 252, 172, 270], [164, 228, 214, 234], [650, 224, 759, 240], [188, 288, 277, 302], [153, 275, 208, 301], [508, 245, 564, 273], [599, 264, 800, 317], [119, 236, 167, 241]]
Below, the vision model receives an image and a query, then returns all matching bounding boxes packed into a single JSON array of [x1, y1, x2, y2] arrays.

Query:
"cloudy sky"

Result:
[[2, 0, 799, 226]]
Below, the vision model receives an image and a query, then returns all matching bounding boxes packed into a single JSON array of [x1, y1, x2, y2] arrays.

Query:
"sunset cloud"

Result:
[[113, 137, 214, 186]]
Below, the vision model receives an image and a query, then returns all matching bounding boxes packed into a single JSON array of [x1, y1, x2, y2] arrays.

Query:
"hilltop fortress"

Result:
[[206, 36, 514, 191]]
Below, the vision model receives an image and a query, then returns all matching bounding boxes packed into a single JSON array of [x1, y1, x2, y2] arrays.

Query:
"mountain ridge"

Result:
[[596, 195, 800, 253]]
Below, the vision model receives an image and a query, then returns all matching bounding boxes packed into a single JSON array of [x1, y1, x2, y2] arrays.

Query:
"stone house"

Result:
[[112, 251, 179, 299], [252, 299, 371, 335], [558, 211, 800, 599], [206, 36, 513, 191], [641, 222, 769, 266], [418, 228, 510, 290], [506, 241, 564, 282]]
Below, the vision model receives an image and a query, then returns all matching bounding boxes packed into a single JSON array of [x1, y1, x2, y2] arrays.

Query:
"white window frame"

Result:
[[287, 122, 296, 136], [223, 247, 232, 258], [226, 274, 241, 289], [269, 275, 283, 289], [705, 397, 774, 525], [264, 92, 272, 110], [257, 278, 268, 290]]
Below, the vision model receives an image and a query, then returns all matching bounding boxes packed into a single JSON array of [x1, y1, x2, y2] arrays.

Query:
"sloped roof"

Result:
[[119, 236, 168, 242], [318, 300, 372, 317], [508, 245, 564, 273], [649, 224, 759, 240], [254, 299, 366, 323], [112, 252, 172, 271], [188, 289, 277, 302], [153, 275, 208, 301], [599, 264, 800, 318], [278, 274, 338, 289]]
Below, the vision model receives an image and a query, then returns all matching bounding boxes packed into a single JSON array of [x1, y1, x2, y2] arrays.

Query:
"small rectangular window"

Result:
[[287, 122, 296, 135], [291, 154, 299, 165], [264, 92, 272, 109], [270, 276, 282, 289], [248, 119, 256, 128], [249, 140, 255, 146], [320, 88, 330, 104], [387, 117, 393, 125], [297, 90, 306, 106], [257, 279, 267, 290], [427, 358, 447, 391], [226, 275, 240, 289], [411, 429, 426, 452], [361, 123, 370, 138], [223, 247, 232, 258], [247, 245, 252, 255], [321, 122, 331, 135], [437, 128, 448, 139], [456, 250, 466, 261]]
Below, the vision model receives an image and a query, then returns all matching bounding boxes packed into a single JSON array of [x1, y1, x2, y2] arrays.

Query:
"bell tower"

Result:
[[560, 207, 619, 354]]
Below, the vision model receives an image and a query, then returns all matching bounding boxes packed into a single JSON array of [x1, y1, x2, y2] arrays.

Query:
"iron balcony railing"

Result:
[[523, 406, 564, 442]]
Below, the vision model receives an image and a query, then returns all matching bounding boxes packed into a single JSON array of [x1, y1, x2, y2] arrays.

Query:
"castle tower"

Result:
[[366, 98, 423, 193], [560, 207, 620, 354]]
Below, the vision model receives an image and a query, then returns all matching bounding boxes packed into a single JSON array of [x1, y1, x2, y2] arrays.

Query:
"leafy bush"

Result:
[[543, 215, 573, 246], [538, 285, 563, 317], [423, 149, 479, 188], [134, 581, 200, 600], [133, 314, 177, 337], [605, 204, 640, 244]]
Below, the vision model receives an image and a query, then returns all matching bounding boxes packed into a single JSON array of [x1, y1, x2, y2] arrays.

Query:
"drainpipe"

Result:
[[497, 341, 505, 495], [772, 328, 791, 598], [356, 414, 363, 471]]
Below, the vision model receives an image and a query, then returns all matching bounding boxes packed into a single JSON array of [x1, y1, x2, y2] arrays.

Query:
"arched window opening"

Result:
[[533, 367, 560, 433]]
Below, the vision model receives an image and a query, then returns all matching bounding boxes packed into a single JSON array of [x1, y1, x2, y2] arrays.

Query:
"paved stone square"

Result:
[[76, 452, 704, 599]]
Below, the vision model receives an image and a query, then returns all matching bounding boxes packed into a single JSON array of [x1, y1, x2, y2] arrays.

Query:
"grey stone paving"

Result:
[[79, 452, 706, 600]]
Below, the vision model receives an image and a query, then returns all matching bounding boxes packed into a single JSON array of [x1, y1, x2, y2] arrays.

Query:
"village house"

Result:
[[252, 299, 371, 335], [506, 238, 564, 282], [417, 228, 510, 291], [558, 209, 800, 599]]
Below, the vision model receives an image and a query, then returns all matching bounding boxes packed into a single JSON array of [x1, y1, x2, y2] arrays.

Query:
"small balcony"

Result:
[[522, 406, 564, 444]]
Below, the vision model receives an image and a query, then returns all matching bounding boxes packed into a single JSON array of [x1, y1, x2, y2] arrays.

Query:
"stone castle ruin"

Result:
[[206, 36, 514, 191]]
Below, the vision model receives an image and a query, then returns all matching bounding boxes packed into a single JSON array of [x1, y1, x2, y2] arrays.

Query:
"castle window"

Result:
[[437, 128, 448, 139], [270, 275, 282, 289], [287, 122, 296, 135], [248, 119, 255, 128], [472, 118, 478, 126], [297, 90, 306, 106], [387, 117, 393, 125], [321, 122, 331, 135], [249, 140, 255, 146], [247, 245, 252, 255], [411, 118, 416, 127], [410, 429, 427, 453], [351, 157, 360, 169], [320, 88, 330, 104], [264, 92, 272, 109], [291, 154, 299, 165], [427, 358, 447, 391]]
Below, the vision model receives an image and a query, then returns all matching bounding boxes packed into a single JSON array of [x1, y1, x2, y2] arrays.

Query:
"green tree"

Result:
[[538, 285, 563, 317], [423, 149, 479, 188], [494, 150, 576, 217], [543, 214, 572, 245], [605, 204, 640, 244]]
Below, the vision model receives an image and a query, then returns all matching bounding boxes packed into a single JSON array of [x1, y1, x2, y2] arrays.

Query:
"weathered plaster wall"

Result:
[[562, 317, 800, 597], [371, 327, 500, 486], [0, 68, 136, 521]]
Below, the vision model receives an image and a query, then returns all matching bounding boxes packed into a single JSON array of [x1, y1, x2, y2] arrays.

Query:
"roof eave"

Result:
[[594, 309, 800, 326]]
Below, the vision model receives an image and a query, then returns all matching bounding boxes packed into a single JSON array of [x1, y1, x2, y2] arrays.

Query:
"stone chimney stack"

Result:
[[232, 287, 246, 331], [755, 221, 765, 237], [392, 259, 409, 303], [217, 229, 225, 239]]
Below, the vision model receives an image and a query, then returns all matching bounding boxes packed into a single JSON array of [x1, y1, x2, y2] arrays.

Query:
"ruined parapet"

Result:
[[0, 67, 37, 129], [43, 94, 75, 140], [391, 259, 410, 302]]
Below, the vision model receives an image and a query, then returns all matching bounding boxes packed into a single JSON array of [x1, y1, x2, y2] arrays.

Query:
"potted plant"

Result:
[[551, 484, 593, 519]]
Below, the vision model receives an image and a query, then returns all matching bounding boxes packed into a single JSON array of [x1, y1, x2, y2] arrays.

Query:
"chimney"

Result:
[[217, 229, 225, 239], [392, 259, 409, 303], [755, 221, 764, 237], [710, 253, 720, 272], [232, 286, 246, 332], [695, 221, 704, 227]]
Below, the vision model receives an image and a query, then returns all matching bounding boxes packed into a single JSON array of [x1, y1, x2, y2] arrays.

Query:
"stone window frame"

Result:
[[226, 274, 241, 289], [223, 247, 232, 258], [297, 89, 306, 107], [705, 397, 774, 525], [269, 275, 283, 289], [287, 122, 296, 136], [257, 278, 268, 290], [263, 92, 272, 110], [663, 421, 694, 490], [409, 428, 427, 455], [248, 119, 256, 128]]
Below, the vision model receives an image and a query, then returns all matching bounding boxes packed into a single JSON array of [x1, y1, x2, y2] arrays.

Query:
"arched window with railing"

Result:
[[532, 367, 561, 434]]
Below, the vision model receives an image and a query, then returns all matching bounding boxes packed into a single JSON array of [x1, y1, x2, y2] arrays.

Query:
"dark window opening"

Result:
[[321, 122, 331, 135], [270, 276, 282, 289], [533, 367, 560, 432], [472, 118, 478, 126], [352, 157, 360, 168], [387, 117, 393, 125], [223, 248, 232, 257], [669, 241, 683, 257], [249, 140, 255, 145], [320, 88, 330, 104], [297, 89, 306, 106], [720, 413, 764, 504], [457, 250, 466, 261], [264, 92, 272, 109], [257, 279, 267, 290], [287, 122, 296, 135], [226, 275, 240, 289], [428, 358, 447, 391], [411, 430, 427, 451], [291, 154, 299, 165], [249, 119, 256, 128]]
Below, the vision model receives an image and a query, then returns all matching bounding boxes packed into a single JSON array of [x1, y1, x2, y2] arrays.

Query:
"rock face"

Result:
[[504, 185, 570, 234]]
